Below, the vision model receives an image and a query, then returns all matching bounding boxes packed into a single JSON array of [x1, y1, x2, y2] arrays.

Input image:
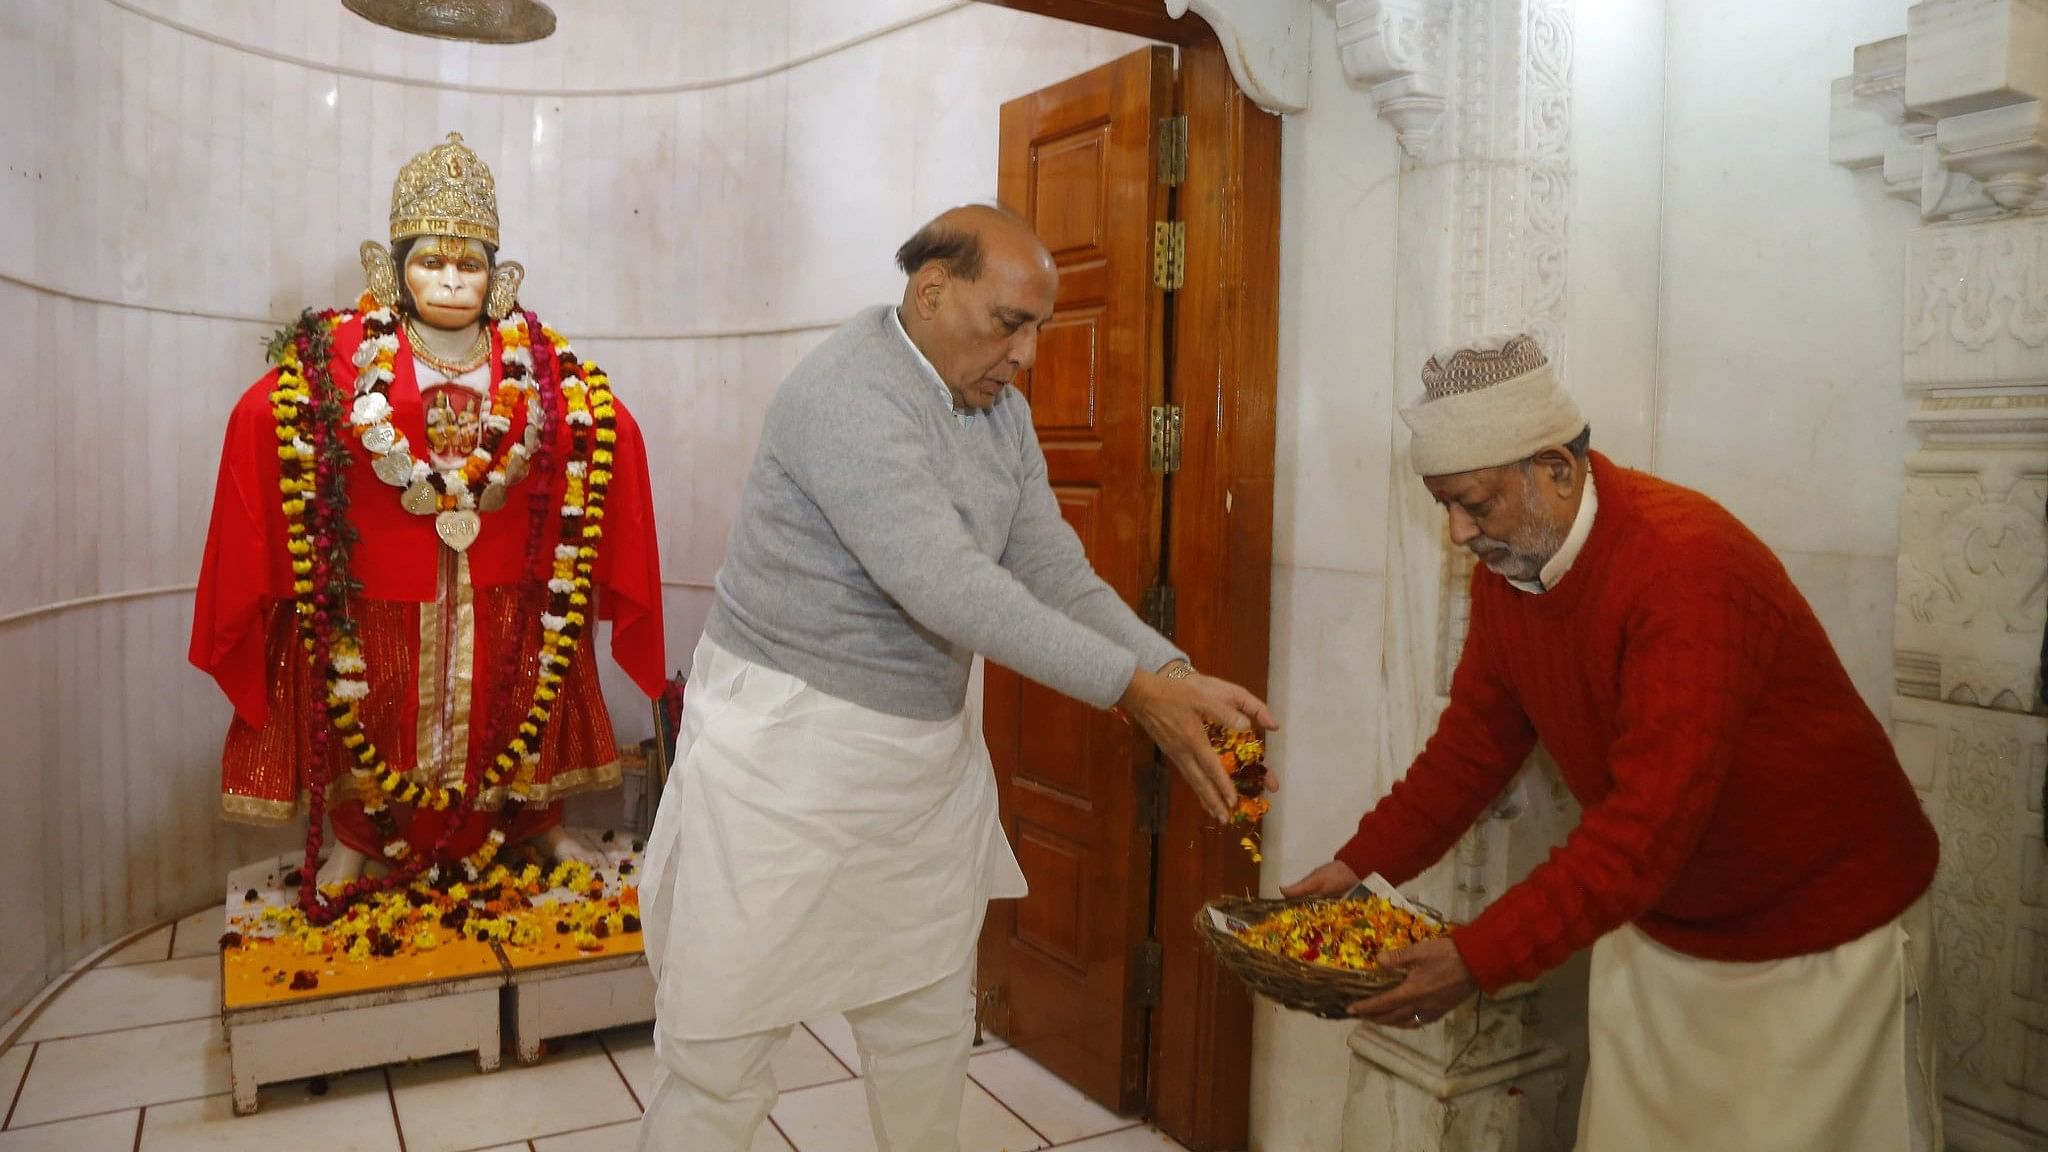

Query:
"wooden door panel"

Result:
[[979, 45, 1173, 1113], [1013, 824, 1088, 965], [1030, 315, 1102, 431], [1031, 131, 1109, 254]]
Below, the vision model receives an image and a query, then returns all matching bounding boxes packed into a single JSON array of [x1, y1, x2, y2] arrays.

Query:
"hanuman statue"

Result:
[[190, 133, 665, 915]]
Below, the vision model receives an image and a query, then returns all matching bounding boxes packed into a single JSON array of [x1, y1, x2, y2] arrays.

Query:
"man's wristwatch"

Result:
[[1161, 660, 1196, 681]]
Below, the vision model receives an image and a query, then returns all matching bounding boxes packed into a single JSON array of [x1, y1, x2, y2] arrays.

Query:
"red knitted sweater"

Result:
[[1337, 454, 1939, 994]]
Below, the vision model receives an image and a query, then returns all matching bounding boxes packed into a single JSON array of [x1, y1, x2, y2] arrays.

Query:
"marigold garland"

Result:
[[267, 301, 619, 921]]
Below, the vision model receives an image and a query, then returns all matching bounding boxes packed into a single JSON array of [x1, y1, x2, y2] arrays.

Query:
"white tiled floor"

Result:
[[0, 916, 1189, 1152], [168, 906, 227, 961], [99, 926, 174, 968], [16, 956, 219, 1042]]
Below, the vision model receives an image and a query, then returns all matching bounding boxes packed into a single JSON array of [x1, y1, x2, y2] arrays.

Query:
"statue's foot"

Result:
[[535, 826, 604, 867], [317, 843, 368, 888]]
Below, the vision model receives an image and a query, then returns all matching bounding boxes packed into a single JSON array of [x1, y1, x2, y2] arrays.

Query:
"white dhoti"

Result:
[[636, 638, 1027, 1152], [1578, 897, 1939, 1152]]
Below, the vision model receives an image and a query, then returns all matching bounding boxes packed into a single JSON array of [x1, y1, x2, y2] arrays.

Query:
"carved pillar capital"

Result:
[[1832, 1, 2048, 221], [1334, 0, 1454, 159], [1161, 0, 1312, 113]]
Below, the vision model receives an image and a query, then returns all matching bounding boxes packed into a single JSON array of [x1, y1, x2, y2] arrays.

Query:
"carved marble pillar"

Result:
[[1342, 0, 1582, 1147], [1342, 984, 1569, 1152], [1835, 4, 2048, 1148]]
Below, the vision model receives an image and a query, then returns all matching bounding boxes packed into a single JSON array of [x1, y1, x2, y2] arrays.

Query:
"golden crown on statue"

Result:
[[389, 132, 500, 249]]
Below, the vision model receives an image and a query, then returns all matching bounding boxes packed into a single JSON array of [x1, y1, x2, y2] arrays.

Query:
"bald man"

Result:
[[635, 207, 1275, 1152]]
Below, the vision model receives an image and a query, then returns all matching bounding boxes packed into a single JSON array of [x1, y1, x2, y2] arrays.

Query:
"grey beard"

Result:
[[1475, 485, 1568, 584]]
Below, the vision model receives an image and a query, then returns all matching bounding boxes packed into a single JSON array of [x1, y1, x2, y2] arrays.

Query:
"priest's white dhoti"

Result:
[[1578, 896, 1938, 1152], [636, 637, 1026, 1152]]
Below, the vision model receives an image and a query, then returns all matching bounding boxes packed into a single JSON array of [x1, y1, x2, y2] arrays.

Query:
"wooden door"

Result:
[[977, 45, 1174, 1113]]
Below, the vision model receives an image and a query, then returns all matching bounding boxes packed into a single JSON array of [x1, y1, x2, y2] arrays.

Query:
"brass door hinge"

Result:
[[1157, 115, 1187, 187], [1148, 403, 1183, 474], [1152, 220, 1185, 291]]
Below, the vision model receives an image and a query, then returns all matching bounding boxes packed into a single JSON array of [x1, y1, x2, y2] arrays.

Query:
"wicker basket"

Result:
[[1195, 894, 1447, 1020]]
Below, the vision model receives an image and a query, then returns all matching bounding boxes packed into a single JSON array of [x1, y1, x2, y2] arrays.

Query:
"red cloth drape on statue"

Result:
[[189, 313, 666, 860]]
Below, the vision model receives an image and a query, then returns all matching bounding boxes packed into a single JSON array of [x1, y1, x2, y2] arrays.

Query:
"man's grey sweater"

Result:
[[704, 305, 1184, 721]]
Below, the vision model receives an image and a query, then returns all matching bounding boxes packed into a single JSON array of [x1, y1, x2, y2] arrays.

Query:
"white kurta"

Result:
[[639, 637, 1028, 1041], [1578, 896, 1938, 1152]]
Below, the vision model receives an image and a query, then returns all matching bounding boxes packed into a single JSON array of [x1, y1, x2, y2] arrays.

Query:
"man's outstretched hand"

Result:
[[1117, 664, 1278, 823], [1346, 937, 1478, 1027], [1279, 859, 1359, 900]]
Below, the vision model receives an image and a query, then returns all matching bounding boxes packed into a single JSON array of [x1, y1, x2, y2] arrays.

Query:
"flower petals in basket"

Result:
[[1195, 886, 1450, 1020]]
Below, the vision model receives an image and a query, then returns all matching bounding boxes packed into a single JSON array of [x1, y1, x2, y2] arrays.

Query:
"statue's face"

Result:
[[404, 235, 490, 329]]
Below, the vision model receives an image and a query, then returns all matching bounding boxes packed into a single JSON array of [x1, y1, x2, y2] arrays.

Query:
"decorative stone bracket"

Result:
[[1831, 0, 2048, 222], [1333, 0, 1454, 159], [1162, 0, 1313, 113]]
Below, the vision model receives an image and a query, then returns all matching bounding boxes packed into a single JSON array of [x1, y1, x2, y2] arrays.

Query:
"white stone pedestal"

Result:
[[224, 971, 504, 1115], [504, 953, 655, 1065], [1342, 986, 1568, 1152]]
